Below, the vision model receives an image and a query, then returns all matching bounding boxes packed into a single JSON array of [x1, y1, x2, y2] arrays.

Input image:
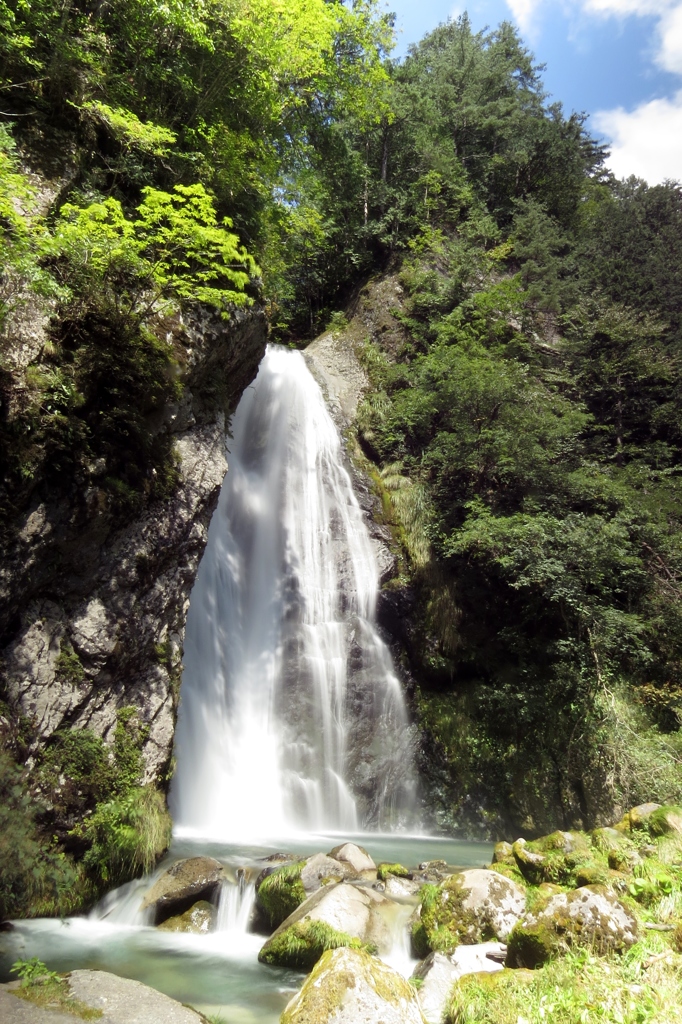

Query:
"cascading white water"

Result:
[[170, 345, 417, 839]]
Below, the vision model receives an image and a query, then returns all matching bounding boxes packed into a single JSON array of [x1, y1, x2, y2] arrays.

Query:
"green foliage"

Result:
[[11, 958, 60, 985], [446, 941, 682, 1024], [52, 184, 259, 317], [74, 785, 171, 886], [10, 958, 102, 1019], [0, 748, 80, 921], [83, 102, 177, 156], [55, 638, 85, 687]]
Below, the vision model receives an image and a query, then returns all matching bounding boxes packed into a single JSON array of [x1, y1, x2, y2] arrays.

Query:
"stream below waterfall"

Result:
[[0, 347, 493, 1022]]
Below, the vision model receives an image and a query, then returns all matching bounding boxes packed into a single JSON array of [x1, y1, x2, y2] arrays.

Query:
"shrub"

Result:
[[0, 749, 79, 921], [75, 785, 171, 887]]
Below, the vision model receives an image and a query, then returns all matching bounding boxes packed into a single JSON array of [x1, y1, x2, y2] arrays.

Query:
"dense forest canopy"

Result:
[[1, 0, 682, 918]]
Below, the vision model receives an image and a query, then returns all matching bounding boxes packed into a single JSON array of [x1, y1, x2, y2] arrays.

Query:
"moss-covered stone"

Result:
[[412, 869, 526, 957], [156, 899, 216, 934], [377, 862, 410, 881], [647, 805, 682, 837], [492, 841, 514, 865], [256, 860, 307, 929], [280, 946, 425, 1024], [512, 832, 606, 887], [574, 861, 610, 887], [260, 879, 393, 969], [258, 919, 375, 970], [613, 803, 661, 832], [140, 856, 223, 925], [507, 886, 639, 968]]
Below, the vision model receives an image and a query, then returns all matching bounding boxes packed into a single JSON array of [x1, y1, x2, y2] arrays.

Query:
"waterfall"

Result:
[[170, 345, 417, 839]]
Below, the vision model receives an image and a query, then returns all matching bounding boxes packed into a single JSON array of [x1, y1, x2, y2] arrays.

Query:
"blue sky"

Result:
[[385, 1, 682, 184]]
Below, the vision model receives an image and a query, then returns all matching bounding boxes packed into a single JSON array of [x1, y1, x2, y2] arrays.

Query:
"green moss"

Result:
[[13, 977, 102, 1020], [512, 832, 610, 888], [412, 876, 483, 956], [377, 862, 409, 881], [647, 806, 682, 838], [257, 860, 307, 928], [55, 638, 85, 687], [258, 919, 376, 971]]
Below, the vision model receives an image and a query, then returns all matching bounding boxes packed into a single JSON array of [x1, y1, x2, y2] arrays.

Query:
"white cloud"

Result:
[[659, 3, 682, 70], [594, 91, 682, 181], [505, 0, 544, 31], [583, 0, 671, 14]]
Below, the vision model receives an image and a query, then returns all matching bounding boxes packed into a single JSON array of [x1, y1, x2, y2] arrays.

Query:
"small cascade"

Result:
[[216, 874, 256, 934], [88, 877, 151, 926], [382, 902, 418, 978], [170, 345, 417, 840]]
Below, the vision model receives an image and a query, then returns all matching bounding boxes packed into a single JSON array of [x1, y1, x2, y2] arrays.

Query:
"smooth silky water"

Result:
[[0, 348, 493, 1022]]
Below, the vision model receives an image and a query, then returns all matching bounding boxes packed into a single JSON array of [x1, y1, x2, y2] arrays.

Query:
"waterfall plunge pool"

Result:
[[0, 833, 493, 1023]]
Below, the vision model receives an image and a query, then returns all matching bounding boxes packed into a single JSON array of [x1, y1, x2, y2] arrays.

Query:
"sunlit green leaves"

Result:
[[51, 184, 259, 316]]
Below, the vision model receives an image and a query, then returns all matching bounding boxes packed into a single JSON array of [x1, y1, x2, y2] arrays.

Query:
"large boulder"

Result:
[[507, 886, 639, 967], [301, 853, 355, 891], [157, 899, 216, 934], [256, 854, 355, 931], [329, 842, 376, 874], [511, 832, 607, 887], [384, 875, 422, 900], [412, 869, 526, 957], [259, 881, 393, 970], [140, 857, 223, 924], [0, 969, 205, 1023], [646, 805, 682, 837], [615, 803, 661, 831], [413, 943, 506, 1024], [281, 946, 426, 1024]]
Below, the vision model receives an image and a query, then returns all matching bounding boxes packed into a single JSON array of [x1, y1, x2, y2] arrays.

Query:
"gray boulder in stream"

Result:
[[281, 947, 426, 1024], [413, 943, 506, 1024], [140, 856, 224, 924], [328, 842, 376, 874], [259, 881, 394, 970], [0, 970, 205, 1024]]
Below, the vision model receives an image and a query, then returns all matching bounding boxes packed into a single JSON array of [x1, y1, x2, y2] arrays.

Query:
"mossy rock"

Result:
[[260, 880, 393, 970], [377, 862, 410, 881], [281, 946, 425, 1024], [512, 833, 606, 887], [412, 869, 526, 957], [258, 919, 375, 970], [492, 841, 514, 865], [157, 899, 215, 934], [256, 860, 307, 929], [647, 805, 682, 837], [591, 827, 641, 873], [574, 860, 610, 887], [140, 856, 223, 925], [507, 886, 639, 968], [613, 803, 661, 832]]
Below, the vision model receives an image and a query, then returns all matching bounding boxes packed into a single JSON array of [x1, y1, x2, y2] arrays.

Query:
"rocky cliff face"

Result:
[[0, 306, 267, 784]]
